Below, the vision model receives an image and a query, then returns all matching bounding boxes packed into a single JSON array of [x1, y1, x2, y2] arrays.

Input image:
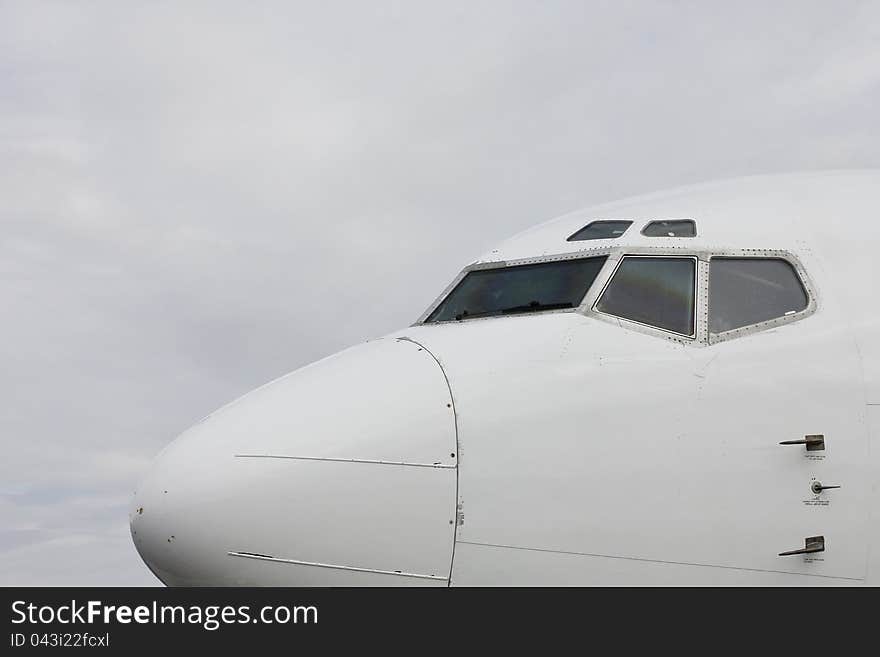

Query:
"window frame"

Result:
[[566, 220, 633, 242], [641, 219, 697, 238], [592, 253, 699, 340], [705, 250, 816, 345], [415, 248, 618, 325], [415, 246, 816, 347]]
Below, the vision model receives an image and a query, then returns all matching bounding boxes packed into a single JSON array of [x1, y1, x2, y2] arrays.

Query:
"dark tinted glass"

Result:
[[709, 258, 808, 333], [426, 257, 607, 323], [597, 256, 696, 335], [642, 219, 696, 237], [567, 220, 633, 241]]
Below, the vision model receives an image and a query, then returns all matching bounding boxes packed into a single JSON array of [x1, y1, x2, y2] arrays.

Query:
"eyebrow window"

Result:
[[642, 219, 696, 237], [567, 220, 633, 241], [425, 257, 608, 323], [709, 257, 809, 333], [596, 256, 696, 336]]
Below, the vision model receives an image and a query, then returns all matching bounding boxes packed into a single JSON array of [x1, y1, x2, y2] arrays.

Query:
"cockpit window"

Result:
[[642, 219, 696, 237], [709, 257, 808, 333], [567, 220, 633, 241], [425, 257, 607, 323], [596, 256, 696, 336]]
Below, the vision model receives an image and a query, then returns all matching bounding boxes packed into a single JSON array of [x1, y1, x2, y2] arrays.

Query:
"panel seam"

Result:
[[234, 454, 455, 469], [397, 336, 460, 587], [228, 551, 447, 581], [458, 540, 863, 582]]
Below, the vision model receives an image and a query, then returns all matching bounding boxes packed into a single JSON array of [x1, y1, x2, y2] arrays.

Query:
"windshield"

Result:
[[425, 256, 608, 323]]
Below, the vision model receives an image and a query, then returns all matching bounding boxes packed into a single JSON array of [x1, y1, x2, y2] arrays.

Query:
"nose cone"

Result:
[[131, 337, 457, 586]]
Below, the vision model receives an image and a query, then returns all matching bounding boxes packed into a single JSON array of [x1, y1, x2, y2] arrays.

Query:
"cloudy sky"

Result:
[[1, 1, 879, 585]]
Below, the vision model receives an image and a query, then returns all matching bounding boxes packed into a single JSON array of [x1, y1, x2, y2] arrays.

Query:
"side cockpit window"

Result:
[[567, 220, 633, 241], [595, 256, 696, 336], [709, 257, 808, 334], [425, 256, 607, 323]]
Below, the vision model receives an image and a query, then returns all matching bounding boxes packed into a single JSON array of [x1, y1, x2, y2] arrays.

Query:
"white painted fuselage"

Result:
[[131, 171, 880, 585]]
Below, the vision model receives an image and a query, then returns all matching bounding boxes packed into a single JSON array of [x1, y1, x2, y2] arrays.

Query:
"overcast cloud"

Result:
[[1, 1, 879, 585]]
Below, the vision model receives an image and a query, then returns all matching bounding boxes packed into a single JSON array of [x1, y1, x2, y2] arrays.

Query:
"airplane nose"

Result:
[[130, 337, 458, 586]]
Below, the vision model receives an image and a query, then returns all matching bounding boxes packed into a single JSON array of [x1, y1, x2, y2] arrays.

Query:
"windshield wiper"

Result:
[[455, 301, 573, 321], [501, 301, 573, 314]]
